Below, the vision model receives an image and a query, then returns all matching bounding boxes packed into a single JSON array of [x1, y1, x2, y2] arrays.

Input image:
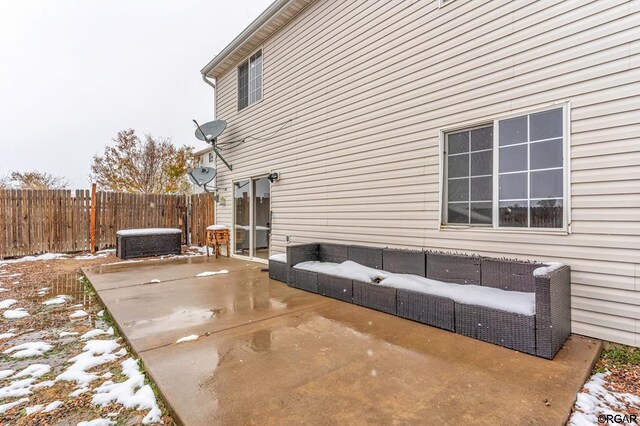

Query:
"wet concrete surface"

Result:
[[83, 257, 601, 426]]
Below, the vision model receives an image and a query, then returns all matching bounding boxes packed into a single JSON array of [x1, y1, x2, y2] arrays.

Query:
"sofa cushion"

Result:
[[319, 243, 348, 263], [382, 249, 425, 276], [426, 252, 480, 285], [348, 246, 383, 269], [481, 258, 538, 292]]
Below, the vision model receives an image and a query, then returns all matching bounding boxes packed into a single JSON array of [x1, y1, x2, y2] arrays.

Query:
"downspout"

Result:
[[201, 73, 217, 120]]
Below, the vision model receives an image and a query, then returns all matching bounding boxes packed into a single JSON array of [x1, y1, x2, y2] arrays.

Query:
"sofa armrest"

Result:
[[535, 265, 571, 359], [287, 243, 319, 267]]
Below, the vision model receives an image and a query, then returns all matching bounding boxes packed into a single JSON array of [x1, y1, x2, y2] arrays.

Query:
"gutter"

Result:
[[200, 0, 292, 77]]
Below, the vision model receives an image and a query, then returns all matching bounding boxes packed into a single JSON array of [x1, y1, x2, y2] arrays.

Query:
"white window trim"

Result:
[[237, 48, 264, 113], [438, 102, 572, 234]]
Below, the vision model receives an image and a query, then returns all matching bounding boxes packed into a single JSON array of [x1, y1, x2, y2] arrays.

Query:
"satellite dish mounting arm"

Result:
[[193, 119, 233, 171]]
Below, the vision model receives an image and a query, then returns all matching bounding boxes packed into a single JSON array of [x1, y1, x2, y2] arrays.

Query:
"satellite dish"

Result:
[[194, 120, 226, 142], [188, 166, 216, 187]]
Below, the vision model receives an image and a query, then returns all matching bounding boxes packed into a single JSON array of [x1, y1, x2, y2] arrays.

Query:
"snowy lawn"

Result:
[[0, 251, 171, 424]]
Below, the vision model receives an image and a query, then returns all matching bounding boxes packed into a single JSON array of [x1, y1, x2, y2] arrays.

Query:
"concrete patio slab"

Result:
[[84, 256, 255, 291], [83, 257, 601, 426], [95, 272, 331, 352]]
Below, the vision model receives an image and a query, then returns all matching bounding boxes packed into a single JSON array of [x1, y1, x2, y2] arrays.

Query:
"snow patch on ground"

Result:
[[42, 400, 63, 413], [196, 270, 229, 277], [42, 295, 71, 305], [33, 380, 55, 389], [3, 308, 30, 319], [0, 370, 15, 380], [0, 253, 68, 265], [75, 252, 110, 260], [25, 404, 44, 415], [97, 310, 105, 317], [0, 332, 16, 339], [3, 342, 53, 358], [77, 419, 115, 426], [12, 364, 51, 379], [176, 334, 199, 343], [149, 279, 161, 283], [56, 339, 121, 386], [92, 357, 162, 424], [0, 378, 35, 398], [60, 331, 80, 338], [69, 387, 90, 397], [70, 309, 88, 319], [0, 298, 17, 309], [0, 397, 29, 414], [569, 371, 640, 425], [81, 329, 108, 340]]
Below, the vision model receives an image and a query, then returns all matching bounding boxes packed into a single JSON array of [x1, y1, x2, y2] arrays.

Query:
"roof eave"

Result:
[[200, 0, 314, 79]]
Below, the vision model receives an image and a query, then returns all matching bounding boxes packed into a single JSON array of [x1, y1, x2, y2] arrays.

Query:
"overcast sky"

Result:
[[0, 0, 272, 188]]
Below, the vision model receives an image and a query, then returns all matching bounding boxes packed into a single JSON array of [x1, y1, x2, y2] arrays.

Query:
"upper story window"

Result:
[[442, 105, 567, 230], [238, 50, 262, 111]]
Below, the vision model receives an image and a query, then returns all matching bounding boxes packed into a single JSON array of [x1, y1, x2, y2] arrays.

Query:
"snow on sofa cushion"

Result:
[[293, 260, 387, 283], [380, 273, 535, 316]]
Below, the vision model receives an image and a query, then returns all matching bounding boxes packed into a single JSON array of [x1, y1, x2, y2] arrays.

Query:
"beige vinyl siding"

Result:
[[211, 0, 640, 346]]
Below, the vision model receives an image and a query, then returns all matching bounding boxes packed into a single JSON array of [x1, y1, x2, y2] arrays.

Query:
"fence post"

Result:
[[90, 183, 96, 253], [185, 194, 191, 246]]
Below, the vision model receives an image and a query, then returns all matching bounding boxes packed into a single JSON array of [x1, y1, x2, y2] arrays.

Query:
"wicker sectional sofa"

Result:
[[268, 243, 571, 359]]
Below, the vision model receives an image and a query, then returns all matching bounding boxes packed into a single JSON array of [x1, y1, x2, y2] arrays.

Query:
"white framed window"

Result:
[[441, 104, 569, 230], [208, 152, 214, 163], [238, 50, 262, 111]]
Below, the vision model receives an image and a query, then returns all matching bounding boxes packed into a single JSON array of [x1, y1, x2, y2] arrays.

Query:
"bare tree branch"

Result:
[[90, 129, 197, 194], [9, 171, 69, 190]]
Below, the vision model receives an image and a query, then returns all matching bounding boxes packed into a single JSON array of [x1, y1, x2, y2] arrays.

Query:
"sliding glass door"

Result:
[[233, 176, 270, 260]]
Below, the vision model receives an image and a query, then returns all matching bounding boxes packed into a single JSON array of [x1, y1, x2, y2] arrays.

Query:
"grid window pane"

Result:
[[531, 139, 562, 170], [448, 179, 469, 202], [448, 132, 469, 154], [448, 154, 469, 178], [470, 150, 492, 176], [471, 126, 493, 151], [470, 202, 492, 224], [444, 126, 492, 225], [237, 62, 249, 110], [499, 173, 527, 200], [499, 116, 527, 146], [530, 169, 563, 199], [499, 144, 527, 173], [497, 108, 565, 229], [530, 199, 563, 228], [530, 108, 562, 141], [448, 203, 469, 224], [499, 200, 528, 227], [470, 176, 492, 201]]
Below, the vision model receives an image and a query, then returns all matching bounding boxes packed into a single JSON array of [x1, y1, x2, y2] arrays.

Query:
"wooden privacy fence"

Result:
[[0, 188, 215, 258]]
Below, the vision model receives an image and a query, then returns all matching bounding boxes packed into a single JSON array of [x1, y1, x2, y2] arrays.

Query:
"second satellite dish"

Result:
[[194, 120, 227, 142], [188, 167, 216, 186]]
